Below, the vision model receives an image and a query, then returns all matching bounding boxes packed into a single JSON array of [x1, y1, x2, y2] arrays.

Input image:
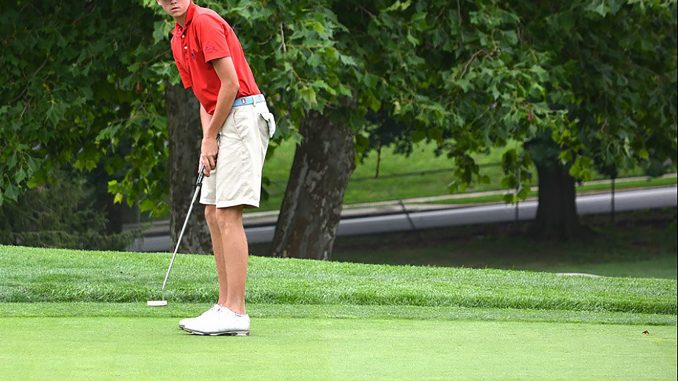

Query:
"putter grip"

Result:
[[196, 169, 205, 186]]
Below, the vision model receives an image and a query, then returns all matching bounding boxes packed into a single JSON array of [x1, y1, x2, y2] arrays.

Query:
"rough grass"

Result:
[[1, 246, 675, 316]]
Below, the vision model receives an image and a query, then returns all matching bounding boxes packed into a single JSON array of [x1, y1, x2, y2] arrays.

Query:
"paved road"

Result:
[[132, 186, 677, 251]]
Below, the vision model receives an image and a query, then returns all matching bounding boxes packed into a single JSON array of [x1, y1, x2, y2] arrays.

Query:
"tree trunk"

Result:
[[531, 159, 585, 240], [166, 84, 211, 254], [270, 112, 356, 260]]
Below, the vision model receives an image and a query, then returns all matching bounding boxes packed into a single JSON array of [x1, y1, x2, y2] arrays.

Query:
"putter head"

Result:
[[147, 300, 168, 307]]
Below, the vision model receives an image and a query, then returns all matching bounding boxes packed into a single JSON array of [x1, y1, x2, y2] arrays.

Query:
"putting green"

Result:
[[1, 317, 675, 380]]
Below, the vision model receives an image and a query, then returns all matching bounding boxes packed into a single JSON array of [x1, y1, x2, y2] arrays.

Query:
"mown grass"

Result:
[[259, 140, 672, 211], [1, 246, 675, 317], [2, 243, 676, 380], [3, 317, 675, 381], [261, 140, 464, 210], [329, 209, 677, 279], [2, 302, 675, 326]]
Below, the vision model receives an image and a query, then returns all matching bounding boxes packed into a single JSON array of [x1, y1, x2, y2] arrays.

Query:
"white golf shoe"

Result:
[[182, 305, 250, 336], [178, 304, 221, 330]]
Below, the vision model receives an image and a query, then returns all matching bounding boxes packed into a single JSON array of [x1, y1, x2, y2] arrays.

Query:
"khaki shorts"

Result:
[[200, 101, 272, 209]]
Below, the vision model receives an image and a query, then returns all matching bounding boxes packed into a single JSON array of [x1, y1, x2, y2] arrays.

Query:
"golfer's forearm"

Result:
[[199, 105, 212, 136], [204, 84, 238, 140]]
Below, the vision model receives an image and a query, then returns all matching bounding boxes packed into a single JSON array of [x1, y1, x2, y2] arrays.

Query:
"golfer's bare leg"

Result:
[[204, 205, 229, 306], [215, 206, 248, 315]]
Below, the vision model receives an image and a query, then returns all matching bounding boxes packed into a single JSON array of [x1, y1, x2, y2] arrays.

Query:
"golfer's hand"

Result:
[[200, 137, 218, 177]]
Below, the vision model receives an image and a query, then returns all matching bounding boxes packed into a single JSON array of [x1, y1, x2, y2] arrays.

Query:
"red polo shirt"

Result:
[[170, 3, 260, 115]]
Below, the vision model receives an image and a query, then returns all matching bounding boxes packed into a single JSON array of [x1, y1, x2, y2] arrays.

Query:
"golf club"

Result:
[[147, 165, 205, 307]]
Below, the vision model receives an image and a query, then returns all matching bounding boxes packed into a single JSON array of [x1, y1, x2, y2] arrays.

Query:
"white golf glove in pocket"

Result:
[[259, 112, 276, 138]]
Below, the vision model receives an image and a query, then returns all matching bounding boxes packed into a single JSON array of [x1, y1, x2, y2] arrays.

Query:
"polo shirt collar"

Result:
[[175, 2, 196, 31]]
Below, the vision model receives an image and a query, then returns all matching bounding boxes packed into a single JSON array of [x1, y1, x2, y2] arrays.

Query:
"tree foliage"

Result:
[[374, 0, 677, 196], [0, 168, 135, 250], [0, 1, 170, 214], [520, 0, 677, 179], [2, 0, 675, 225]]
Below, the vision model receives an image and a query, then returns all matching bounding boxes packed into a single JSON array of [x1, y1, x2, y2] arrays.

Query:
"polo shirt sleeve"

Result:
[[195, 15, 231, 63]]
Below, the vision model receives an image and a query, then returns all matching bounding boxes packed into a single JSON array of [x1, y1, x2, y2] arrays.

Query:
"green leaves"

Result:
[[585, 0, 628, 17], [500, 148, 533, 199], [298, 86, 318, 107], [2, 0, 674, 212], [534, 0, 677, 179], [385, 0, 413, 12], [0, 1, 163, 208], [432, 0, 676, 197]]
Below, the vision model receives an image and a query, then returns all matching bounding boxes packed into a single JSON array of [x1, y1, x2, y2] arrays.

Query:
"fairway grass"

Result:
[[1, 317, 675, 381]]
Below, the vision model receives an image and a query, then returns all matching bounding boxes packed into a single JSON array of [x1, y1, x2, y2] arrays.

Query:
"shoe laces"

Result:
[[199, 304, 221, 318], [223, 306, 248, 318]]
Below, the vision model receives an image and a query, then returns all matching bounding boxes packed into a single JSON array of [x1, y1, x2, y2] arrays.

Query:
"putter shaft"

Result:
[[161, 168, 205, 291]]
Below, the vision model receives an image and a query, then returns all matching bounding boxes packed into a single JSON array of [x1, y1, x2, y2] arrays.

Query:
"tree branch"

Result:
[[11, 60, 48, 104], [279, 23, 287, 53], [457, 0, 464, 44]]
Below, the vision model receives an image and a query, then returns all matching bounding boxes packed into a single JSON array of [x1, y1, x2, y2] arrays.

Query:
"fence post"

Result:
[[515, 167, 521, 222], [399, 200, 417, 231], [611, 176, 616, 223]]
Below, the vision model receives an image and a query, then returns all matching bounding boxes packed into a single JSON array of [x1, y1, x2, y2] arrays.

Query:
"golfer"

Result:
[[157, 0, 274, 336]]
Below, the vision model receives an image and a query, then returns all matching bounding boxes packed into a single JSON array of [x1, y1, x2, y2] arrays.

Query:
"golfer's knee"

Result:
[[205, 205, 218, 227], [215, 206, 243, 231]]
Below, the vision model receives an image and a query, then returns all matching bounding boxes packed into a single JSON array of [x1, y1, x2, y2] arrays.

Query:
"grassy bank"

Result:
[[1, 245, 675, 316]]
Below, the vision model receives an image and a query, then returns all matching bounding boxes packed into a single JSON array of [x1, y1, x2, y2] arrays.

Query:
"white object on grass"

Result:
[[147, 300, 168, 307], [556, 272, 601, 278]]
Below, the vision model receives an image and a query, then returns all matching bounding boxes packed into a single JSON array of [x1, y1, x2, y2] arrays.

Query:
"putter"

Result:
[[147, 166, 205, 307]]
